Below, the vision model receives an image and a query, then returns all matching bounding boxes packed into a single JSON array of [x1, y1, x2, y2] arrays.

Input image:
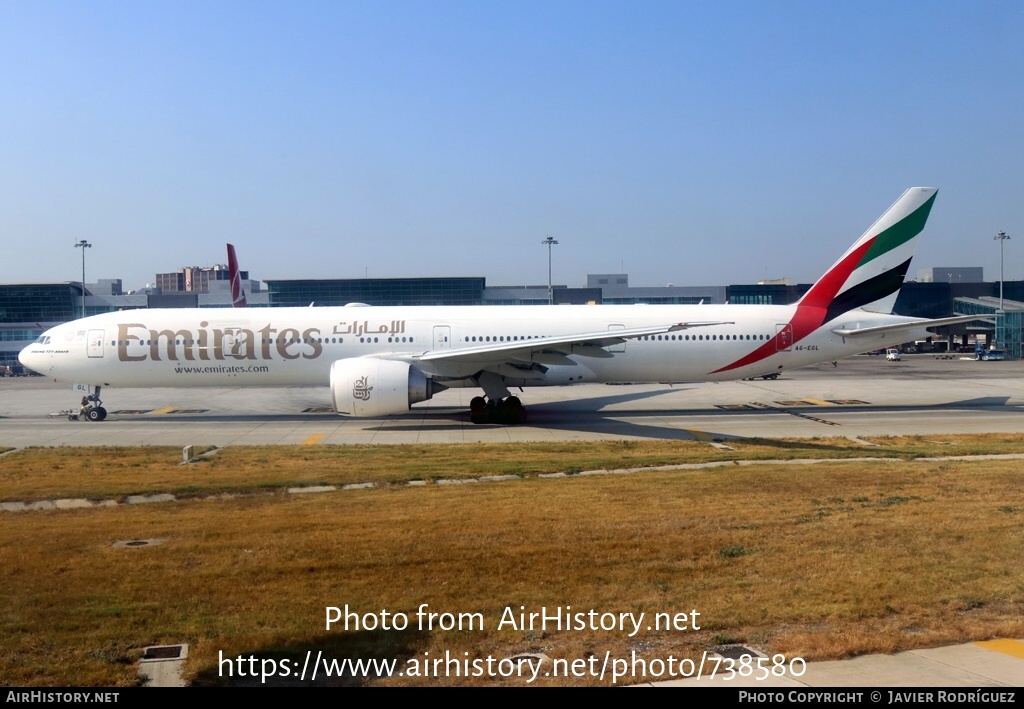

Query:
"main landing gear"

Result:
[[469, 372, 527, 425], [469, 395, 527, 425]]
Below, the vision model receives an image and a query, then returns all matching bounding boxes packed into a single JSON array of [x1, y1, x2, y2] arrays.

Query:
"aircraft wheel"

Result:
[[86, 408, 102, 422], [469, 396, 489, 424], [507, 405, 527, 425], [502, 397, 527, 425], [96, 407, 108, 421], [486, 397, 520, 425]]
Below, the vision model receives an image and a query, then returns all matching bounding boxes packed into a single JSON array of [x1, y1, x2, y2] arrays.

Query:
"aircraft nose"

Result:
[[18, 344, 36, 369], [18, 340, 46, 375]]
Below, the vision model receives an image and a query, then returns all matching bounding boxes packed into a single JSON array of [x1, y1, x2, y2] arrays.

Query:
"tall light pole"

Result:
[[994, 231, 1010, 312], [75, 239, 91, 319], [542, 236, 558, 305]]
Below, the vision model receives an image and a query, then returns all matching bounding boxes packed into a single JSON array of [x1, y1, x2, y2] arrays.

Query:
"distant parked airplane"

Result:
[[227, 243, 247, 308]]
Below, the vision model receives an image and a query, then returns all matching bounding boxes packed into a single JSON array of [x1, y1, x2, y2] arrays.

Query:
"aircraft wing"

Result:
[[414, 321, 733, 365], [830, 314, 987, 339]]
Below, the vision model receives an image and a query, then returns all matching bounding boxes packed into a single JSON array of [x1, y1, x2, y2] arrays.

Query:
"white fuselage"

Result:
[[19, 303, 920, 391]]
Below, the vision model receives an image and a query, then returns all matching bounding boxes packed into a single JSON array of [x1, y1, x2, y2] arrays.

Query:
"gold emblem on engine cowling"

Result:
[[352, 376, 373, 401]]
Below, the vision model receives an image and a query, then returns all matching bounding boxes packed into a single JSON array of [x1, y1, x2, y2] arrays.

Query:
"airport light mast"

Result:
[[992, 231, 1010, 353], [75, 239, 91, 319], [542, 235, 558, 305], [994, 231, 1010, 312]]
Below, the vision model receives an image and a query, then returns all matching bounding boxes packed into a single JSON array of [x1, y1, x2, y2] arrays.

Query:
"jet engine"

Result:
[[330, 358, 440, 417]]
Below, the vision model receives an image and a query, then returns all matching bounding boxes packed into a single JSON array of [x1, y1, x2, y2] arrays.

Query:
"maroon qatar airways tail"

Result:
[[227, 243, 247, 308]]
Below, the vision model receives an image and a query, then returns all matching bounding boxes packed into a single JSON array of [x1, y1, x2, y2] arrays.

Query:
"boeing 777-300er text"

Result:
[[20, 187, 976, 424]]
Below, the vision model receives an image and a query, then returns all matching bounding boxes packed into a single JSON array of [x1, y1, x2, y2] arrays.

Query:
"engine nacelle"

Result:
[[330, 358, 437, 417]]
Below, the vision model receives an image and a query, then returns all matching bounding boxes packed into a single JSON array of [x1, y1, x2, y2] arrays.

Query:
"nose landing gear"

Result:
[[73, 386, 107, 421]]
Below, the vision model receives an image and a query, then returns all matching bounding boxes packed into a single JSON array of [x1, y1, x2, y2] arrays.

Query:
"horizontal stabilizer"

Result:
[[831, 314, 986, 339]]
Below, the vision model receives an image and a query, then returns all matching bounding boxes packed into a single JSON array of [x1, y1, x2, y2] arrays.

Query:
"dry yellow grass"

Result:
[[3, 434, 1023, 502], [1, 446, 1022, 686]]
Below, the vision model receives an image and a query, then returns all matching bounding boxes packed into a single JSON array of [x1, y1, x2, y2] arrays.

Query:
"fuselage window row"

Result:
[[107, 333, 776, 349], [463, 336, 543, 343], [637, 334, 769, 342]]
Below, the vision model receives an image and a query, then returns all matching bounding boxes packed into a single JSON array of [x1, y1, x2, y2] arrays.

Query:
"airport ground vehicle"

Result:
[[976, 348, 1006, 361], [886, 348, 901, 361]]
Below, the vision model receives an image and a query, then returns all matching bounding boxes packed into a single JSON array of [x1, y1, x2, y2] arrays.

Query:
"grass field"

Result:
[[1, 436, 1022, 686]]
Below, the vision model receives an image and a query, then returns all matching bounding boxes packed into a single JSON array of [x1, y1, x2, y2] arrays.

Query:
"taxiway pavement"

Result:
[[2, 355, 1023, 448]]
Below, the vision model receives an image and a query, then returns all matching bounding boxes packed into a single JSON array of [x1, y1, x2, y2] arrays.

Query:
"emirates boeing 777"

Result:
[[20, 187, 974, 424]]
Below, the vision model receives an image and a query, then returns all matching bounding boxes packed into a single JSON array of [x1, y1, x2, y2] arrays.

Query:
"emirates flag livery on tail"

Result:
[[713, 186, 938, 374], [20, 188, 975, 424]]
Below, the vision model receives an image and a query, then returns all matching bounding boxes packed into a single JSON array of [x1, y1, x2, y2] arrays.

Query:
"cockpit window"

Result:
[[34, 336, 51, 345]]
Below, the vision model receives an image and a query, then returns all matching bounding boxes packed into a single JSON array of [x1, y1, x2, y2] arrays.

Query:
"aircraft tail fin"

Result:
[[797, 187, 937, 319], [227, 243, 247, 308]]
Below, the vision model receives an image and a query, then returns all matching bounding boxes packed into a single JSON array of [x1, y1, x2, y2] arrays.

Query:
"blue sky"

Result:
[[2, 1, 1022, 291]]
